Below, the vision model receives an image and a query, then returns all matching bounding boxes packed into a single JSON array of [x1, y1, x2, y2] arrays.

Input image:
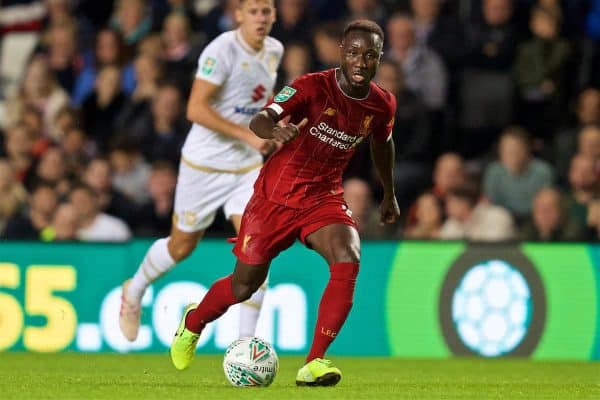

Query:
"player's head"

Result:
[[236, 0, 276, 50], [339, 19, 385, 90]]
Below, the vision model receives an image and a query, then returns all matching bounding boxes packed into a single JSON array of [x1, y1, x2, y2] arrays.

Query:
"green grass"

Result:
[[0, 353, 598, 399]]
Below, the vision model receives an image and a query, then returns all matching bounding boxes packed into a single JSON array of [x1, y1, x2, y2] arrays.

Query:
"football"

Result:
[[223, 337, 279, 387]]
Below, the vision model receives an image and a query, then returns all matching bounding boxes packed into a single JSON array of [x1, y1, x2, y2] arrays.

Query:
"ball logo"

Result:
[[439, 246, 546, 357]]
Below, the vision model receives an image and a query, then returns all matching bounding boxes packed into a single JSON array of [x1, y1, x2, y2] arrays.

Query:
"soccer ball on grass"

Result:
[[223, 337, 278, 387]]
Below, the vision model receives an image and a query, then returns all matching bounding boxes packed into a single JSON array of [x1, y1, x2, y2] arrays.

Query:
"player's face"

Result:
[[339, 30, 383, 92], [236, 0, 276, 47]]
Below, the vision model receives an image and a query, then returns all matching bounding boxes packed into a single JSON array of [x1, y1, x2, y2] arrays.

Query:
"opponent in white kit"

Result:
[[119, 0, 283, 342]]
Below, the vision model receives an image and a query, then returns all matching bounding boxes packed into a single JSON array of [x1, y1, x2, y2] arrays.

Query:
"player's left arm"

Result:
[[370, 100, 400, 224]]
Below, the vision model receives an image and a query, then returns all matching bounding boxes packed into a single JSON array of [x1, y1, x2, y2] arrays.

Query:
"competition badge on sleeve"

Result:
[[201, 57, 217, 75], [274, 86, 296, 103]]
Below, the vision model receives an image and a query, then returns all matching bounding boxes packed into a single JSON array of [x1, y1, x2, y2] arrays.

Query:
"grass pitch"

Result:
[[0, 353, 598, 399]]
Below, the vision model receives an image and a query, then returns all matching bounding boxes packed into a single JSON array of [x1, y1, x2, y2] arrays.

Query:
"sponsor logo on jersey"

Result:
[[201, 57, 216, 75], [323, 107, 337, 116], [234, 106, 262, 115], [252, 84, 266, 102], [241, 61, 250, 70], [309, 121, 362, 150], [274, 86, 296, 102]]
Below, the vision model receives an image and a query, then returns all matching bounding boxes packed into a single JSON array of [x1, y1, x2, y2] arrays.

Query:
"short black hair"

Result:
[[343, 19, 385, 42], [447, 181, 481, 207]]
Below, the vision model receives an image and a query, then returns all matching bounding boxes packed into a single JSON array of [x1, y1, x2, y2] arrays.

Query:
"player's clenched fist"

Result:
[[380, 193, 400, 224], [272, 118, 308, 143]]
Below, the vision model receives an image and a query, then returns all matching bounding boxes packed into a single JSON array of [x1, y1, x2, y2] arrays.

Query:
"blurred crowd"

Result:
[[1, 0, 600, 242]]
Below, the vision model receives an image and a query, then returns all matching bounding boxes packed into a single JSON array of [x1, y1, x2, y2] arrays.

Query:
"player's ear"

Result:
[[235, 7, 243, 25]]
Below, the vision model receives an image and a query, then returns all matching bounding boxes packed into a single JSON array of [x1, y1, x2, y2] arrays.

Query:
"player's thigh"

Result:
[[173, 161, 237, 233], [305, 223, 361, 265], [223, 167, 261, 233]]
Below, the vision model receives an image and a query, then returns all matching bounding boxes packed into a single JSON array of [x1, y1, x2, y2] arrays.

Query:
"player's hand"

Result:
[[247, 134, 277, 155], [272, 118, 308, 144], [380, 193, 400, 225]]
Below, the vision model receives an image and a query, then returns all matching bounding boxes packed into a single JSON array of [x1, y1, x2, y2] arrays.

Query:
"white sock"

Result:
[[238, 277, 268, 338], [127, 238, 175, 303]]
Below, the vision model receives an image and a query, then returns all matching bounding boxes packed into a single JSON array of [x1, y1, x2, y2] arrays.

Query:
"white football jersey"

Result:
[[181, 30, 283, 171]]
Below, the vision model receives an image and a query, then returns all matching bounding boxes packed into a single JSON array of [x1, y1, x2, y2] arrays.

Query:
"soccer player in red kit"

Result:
[[170, 19, 399, 386]]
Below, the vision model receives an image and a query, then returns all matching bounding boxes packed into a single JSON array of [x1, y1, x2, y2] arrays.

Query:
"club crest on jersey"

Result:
[[323, 107, 337, 116], [268, 54, 279, 73], [359, 115, 374, 135], [274, 86, 296, 103], [201, 57, 216, 75]]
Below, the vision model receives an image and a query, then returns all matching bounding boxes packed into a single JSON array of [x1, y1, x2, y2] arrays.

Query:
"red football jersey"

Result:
[[257, 68, 396, 209]]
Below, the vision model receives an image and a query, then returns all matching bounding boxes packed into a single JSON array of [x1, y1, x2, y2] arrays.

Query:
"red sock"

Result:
[[306, 262, 359, 362], [185, 275, 238, 334]]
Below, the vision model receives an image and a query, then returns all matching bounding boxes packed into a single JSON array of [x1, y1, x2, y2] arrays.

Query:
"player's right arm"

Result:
[[186, 78, 273, 154], [250, 76, 312, 143]]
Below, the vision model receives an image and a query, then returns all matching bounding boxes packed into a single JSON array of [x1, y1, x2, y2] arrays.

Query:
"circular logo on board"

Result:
[[439, 246, 546, 357]]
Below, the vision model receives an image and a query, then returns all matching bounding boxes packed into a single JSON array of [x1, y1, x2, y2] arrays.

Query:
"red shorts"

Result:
[[232, 194, 357, 265]]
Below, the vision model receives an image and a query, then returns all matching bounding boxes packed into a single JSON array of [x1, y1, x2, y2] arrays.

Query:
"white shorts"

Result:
[[173, 159, 261, 232]]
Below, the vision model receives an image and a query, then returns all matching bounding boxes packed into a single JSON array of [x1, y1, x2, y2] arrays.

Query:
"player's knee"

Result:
[[231, 281, 259, 302], [331, 243, 361, 265], [168, 238, 197, 262]]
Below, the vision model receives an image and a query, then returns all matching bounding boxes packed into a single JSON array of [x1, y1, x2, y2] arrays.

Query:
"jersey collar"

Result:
[[235, 29, 265, 57]]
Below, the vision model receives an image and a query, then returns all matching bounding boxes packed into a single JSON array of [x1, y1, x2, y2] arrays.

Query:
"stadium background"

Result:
[[1, 0, 600, 378]]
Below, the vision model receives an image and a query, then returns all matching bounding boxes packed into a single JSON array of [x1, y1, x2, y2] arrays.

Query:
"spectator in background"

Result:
[[162, 12, 198, 95], [42, 22, 82, 93], [60, 127, 91, 173], [375, 58, 433, 210], [277, 41, 313, 89], [115, 53, 163, 132], [43, 202, 79, 241], [21, 106, 51, 157], [111, 0, 152, 48], [2, 183, 58, 239], [439, 181, 516, 241], [564, 153, 599, 231], [312, 22, 343, 70], [521, 187, 583, 241], [343, 0, 387, 27], [343, 178, 397, 239], [4, 55, 70, 140], [82, 157, 136, 225], [403, 192, 443, 239], [386, 13, 448, 110], [458, 0, 517, 157], [52, 106, 80, 140], [0, 159, 28, 233], [410, 0, 464, 72], [3, 124, 36, 186], [82, 65, 127, 152], [130, 83, 188, 166], [554, 89, 600, 186], [109, 138, 151, 205], [33, 146, 71, 196], [201, 0, 239, 42], [483, 126, 554, 222], [515, 5, 571, 141], [577, 124, 600, 162], [72, 28, 136, 106], [270, 0, 314, 45], [44, 0, 76, 29], [69, 183, 131, 242], [134, 161, 176, 236], [586, 198, 600, 240], [405, 152, 465, 227]]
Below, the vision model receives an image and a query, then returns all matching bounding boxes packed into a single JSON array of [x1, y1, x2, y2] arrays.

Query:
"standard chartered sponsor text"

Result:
[[309, 122, 361, 150]]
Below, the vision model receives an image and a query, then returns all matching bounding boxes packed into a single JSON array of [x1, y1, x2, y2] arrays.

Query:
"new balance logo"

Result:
[[323, 107, 337, 116], [252, 84, 266, 102]]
